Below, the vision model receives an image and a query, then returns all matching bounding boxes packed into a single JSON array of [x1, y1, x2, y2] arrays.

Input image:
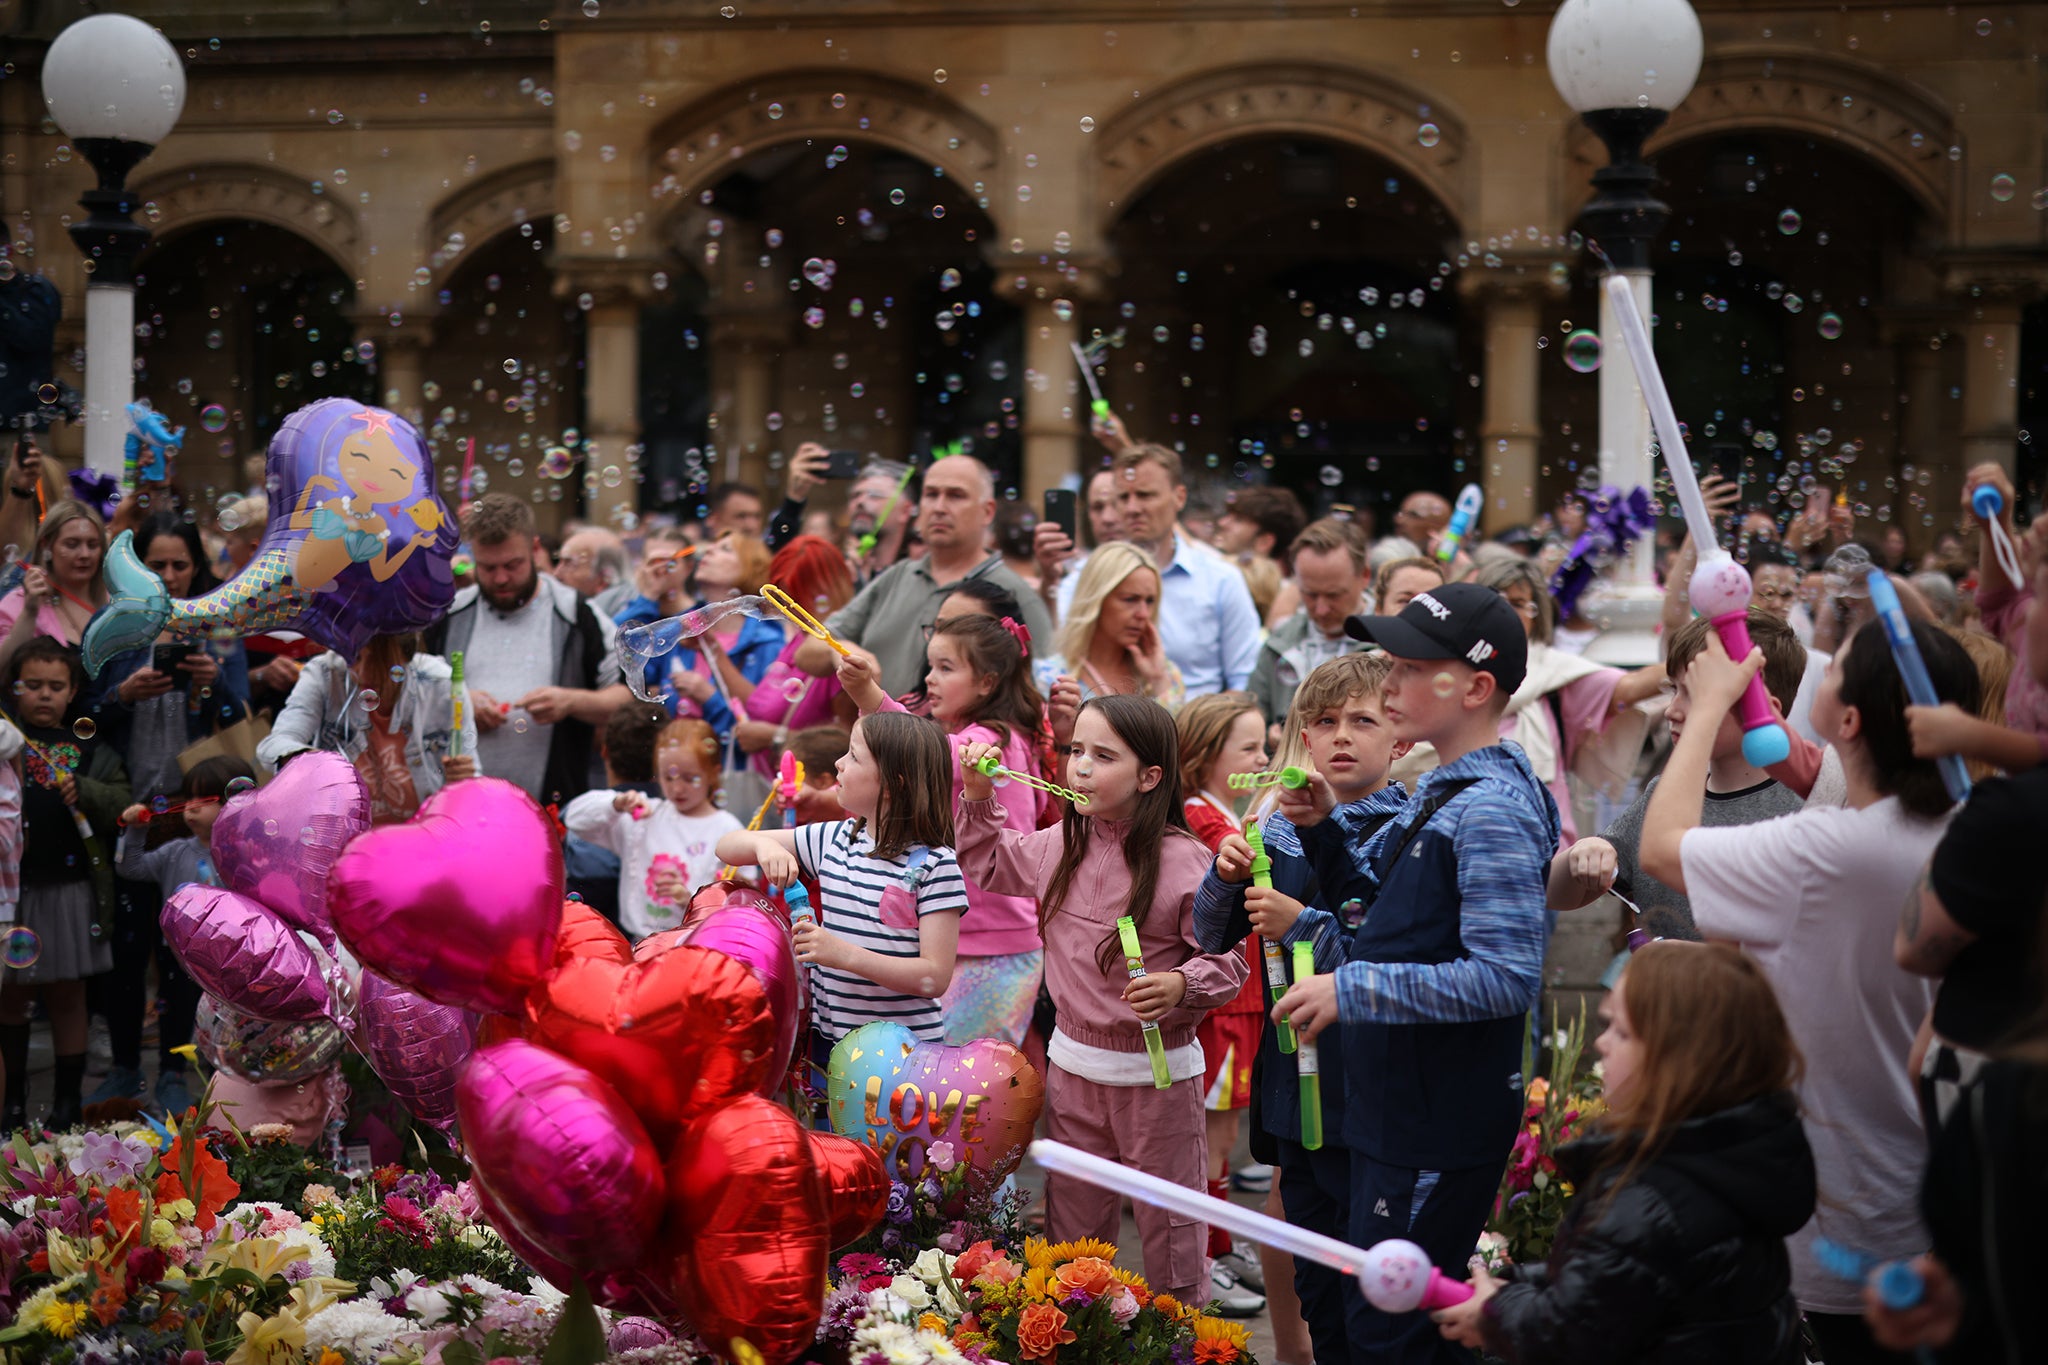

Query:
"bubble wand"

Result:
[[1970, 485, 2027, 591], [1814, 1240, 1936, 1365], [779, 750, 805, 829], [1229, 767, 1312, 792], [1244, 823, 1296, 1055], [27, 740, 96, 841], [762, 583, 851, 657], [1435, 483, 1484, 564], [1292, 942, 1324, 1149], [857, 460, 921, 562], [1867, 567, 1971, 803], [1116, 916, 1174, 1089], [1604, 274, 1790, 767], [963, 751, 1090, 806], [448, 651, 465, 760], [1028, 1140, 1472, 1312], [1069, 340, 1111, 422]]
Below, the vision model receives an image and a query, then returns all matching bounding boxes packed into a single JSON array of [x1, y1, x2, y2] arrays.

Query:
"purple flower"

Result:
[[607, 1317, 672, 1352], [885, 1183, 914, 1226], [68, 1131, 154, 1185], [394, 1170, 452, 1207]]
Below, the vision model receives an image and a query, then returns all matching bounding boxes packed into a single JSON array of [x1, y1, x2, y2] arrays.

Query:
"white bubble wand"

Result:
[[1604, 275, 1789, 767]]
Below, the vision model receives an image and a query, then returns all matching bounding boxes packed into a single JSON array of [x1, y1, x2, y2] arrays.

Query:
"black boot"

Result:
[[49, 1052, 85, 1131], [0, 1022, 28, 1133]]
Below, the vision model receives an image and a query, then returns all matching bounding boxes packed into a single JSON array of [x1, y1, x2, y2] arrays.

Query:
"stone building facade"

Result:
[[3, 0, 2044, 538]]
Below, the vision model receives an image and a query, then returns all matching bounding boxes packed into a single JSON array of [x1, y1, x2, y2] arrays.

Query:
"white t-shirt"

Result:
[[561, 791, 742, 940], [466, 592, 558, 798], [1684, 797, 1945, 1314]]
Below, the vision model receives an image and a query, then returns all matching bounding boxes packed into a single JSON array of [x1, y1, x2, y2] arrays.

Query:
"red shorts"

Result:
[[1198, 1006, 1263, 1111]]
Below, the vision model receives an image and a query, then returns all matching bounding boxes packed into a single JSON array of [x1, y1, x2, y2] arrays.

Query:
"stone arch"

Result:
[[1563, 48, 1957, 227], [1093, 63, 1470, 231], [646, 70, 1002, 225], [428, 159, 556, 285], [132, 162, 359, 273]]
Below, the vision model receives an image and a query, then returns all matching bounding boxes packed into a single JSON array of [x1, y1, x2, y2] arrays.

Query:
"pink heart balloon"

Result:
[[160, 886, 332, 1022], [354, 971, 476, 1133], [832, 1025, 1045, 1183], [457, 1040, 665, 1274], [327, 778, 564, 1015], [664, 893, 799, 1099], [209, 750, 370, 947]]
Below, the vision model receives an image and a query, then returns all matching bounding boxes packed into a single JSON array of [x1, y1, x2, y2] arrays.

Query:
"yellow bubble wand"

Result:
[[963, 751, 1089, 807], [762, 583, 850, 657]]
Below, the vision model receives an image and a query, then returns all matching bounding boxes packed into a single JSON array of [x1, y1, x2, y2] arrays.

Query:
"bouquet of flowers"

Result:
[[298, 1166, 528, 1290], [1487, 1000, 1606, 1265], [847, 1140, 1027, 1261], [820, 1237, 1257, 1365]]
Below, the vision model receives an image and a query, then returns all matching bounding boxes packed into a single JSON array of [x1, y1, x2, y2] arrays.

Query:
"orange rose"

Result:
[[953, 1239, 998, 1280], [1053, 1256, 1117, 1301], [1015, 1302, 1077, 1360], [977, 1256, 1021, 1285]]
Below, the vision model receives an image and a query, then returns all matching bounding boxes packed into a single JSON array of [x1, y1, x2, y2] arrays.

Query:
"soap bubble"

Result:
[[1817, 312, 1844, 340], [1079, 116, 1095, 132], [225, 776, 256, 797], [1417, 123, 1441, 148], [200, 404, 230, 433], [72, 717, 96, 740], [1991, 173, 2017, 203], [1563, 329, 1603, 373], [1319, 465, 1342, 487], [3, 926, 39, 969], [357, 688, 380, 713], [502, 358, 520, 376], [389, 665, 407, 682], [782, 676, 809, 702], [802, 258, 833, 289], [541, 447, 575, 479]]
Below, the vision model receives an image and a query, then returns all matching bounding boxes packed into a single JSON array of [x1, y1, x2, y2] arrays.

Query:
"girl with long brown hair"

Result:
[[1434, 941, 1817, 1363], [954, 693, 1249, 1310]]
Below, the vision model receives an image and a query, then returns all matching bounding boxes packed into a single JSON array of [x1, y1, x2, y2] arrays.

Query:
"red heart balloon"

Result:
[[525, 943, 777, 1145], [662, 1096, 828, 1365], [805, 1129, 889, 1251], [672, 896, 801, 1101], [557, 899, 633, 965], [327, 778, 564, 1015]]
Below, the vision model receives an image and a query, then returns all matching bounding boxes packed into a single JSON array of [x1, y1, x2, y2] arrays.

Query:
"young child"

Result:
[[782, 724, 849, 825], [0, 637, 131, 1130], [1198, 653, 1411, 1365], [563, 701, 670, 924], [1548, 610, 1808, 942], [955, 694, 1249, 1309], [565, 716, 744, 940], [1432, 941, 1816, 1363], [717, 711, 967, 1045], [839, 614, 1046, 1046], [112, 755, 258, 1117], [1271, 583, 1558, 1365], [1638, 618, 1979, 1361], [1173, 690, 1272, 1315]]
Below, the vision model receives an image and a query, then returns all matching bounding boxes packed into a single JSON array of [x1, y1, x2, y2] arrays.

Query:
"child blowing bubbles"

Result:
[[955, 695, 1249, 1310], [717, 711, 967, 1045], [562, 717, 742, 940], [1432, 942, 1817, 1363]]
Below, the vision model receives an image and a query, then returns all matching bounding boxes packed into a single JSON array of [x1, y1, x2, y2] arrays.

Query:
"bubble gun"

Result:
[[1605, 274, 1789, 767], [1244, 823, 1295, 1055], [1435, 483, 1483, 564], [1867, 567, 1971, 803], [1117, 915, 1173, 1089], [1293, 942, 1322, 1150]]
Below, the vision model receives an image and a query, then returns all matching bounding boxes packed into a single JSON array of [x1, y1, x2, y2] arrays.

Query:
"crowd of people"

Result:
[[0, 416, 2040, 1365]]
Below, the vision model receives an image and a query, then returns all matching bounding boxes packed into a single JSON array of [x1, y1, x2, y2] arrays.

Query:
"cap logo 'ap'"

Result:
[[1466, 639, 1496, 665], [1412, 591, 1451, 621]]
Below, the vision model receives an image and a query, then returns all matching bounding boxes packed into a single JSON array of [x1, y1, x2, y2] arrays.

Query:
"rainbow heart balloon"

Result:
[[825, 1021, 1044, 1181]]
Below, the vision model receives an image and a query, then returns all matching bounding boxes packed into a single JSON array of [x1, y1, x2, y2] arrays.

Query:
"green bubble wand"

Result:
[[856, 454, 927, 562], [1246, 824, 1296, 1055], [1228, 767, 1311, 792], [1117, 915, 1174, 1090], [1293, 942, 1324, 1150], [964, 751, 1089, 806]]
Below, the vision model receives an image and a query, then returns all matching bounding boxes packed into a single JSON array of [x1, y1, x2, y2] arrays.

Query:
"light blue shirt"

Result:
[[1056, 533, 1263, 697]]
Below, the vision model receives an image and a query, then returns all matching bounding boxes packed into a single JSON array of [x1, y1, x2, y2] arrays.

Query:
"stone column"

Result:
[[356, 313, 435, 430], [1882, 314, 1954, 540], [705, 310, 791, 492], [556, 265, 652, 530], [1006, 259, 1106, 501], [1461, 259, 1565, 532], [1958, 301, 2023, 477]]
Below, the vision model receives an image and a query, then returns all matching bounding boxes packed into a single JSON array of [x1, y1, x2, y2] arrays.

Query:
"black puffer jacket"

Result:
[[1481, 1090, 1816, 1365]]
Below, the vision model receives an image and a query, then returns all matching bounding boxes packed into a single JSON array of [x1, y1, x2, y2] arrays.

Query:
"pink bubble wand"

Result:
[[1604, 275, 1789, 767]]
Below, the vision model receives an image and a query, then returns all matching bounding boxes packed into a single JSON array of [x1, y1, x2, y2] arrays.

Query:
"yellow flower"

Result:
[[226, 1308, 306, 1365], [1191, 1316, 1252, 1362], [1526, 1076, 1551, 1105], [1056, 1237, 1119, 1264], [44, 1231, 85, 1278], [1152, 1294, 1191, 1321], [149, 1218, 183, 1251], [1023, 1236, 1055, 1270], [314, 1350, 346, 1365], [39, 1299, 91, 1340], [169, 1044, 200, 1062], [1560, 1182, 1575, 1197], [1021, 1266, 1055, 1302], [918, 1313, 948, 1334]]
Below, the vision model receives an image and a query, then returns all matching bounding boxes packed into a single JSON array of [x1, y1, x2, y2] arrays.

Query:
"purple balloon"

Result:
[[85, 397, 456, 676], [161, 886, 331, 1023], [457, 1041, 665, 1274], [210, 751, 370, 948], [327, 778, 564, 1015], [354, 971, 475, 1133], [676, 900, 800, 1099]]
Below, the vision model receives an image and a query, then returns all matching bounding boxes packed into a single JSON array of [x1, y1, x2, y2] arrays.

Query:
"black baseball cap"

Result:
[[1344, 581, 1528, 693]]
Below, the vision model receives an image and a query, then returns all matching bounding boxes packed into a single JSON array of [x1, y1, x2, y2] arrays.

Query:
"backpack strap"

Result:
[[1356, 777, 1483, 916]]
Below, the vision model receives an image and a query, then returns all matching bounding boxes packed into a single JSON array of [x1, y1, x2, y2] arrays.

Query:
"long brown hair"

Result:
[[1598, 942, 1803, 1193], [852, 711, 955, 859], [931, 613, 1042, 747], [1040, 694, 1204, 975], [1175, 690, 1260, 800]]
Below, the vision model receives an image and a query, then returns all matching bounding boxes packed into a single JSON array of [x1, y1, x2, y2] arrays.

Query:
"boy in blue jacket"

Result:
[[1196, 650, 1410, 1365], [1274, 582, 1560, 1365]]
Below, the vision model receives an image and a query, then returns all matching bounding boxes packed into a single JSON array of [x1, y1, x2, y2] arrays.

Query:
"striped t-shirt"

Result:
[[795, 818, 970, 1043]]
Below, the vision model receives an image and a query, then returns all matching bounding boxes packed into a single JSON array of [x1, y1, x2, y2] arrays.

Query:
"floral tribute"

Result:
[[1485, 1001, 1607, 1268]]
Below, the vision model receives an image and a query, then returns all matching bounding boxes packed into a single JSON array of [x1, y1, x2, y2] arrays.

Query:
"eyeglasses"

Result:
[[1508, 599, 1541, 619]]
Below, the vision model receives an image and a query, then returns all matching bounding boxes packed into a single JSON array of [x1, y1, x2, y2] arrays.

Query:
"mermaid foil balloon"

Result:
[[84, 399, 457, 676]]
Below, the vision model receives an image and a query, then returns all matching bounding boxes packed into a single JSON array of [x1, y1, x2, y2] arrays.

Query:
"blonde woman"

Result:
[[1035, 541, 1183, 708], [0, 499, 108, 675]]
